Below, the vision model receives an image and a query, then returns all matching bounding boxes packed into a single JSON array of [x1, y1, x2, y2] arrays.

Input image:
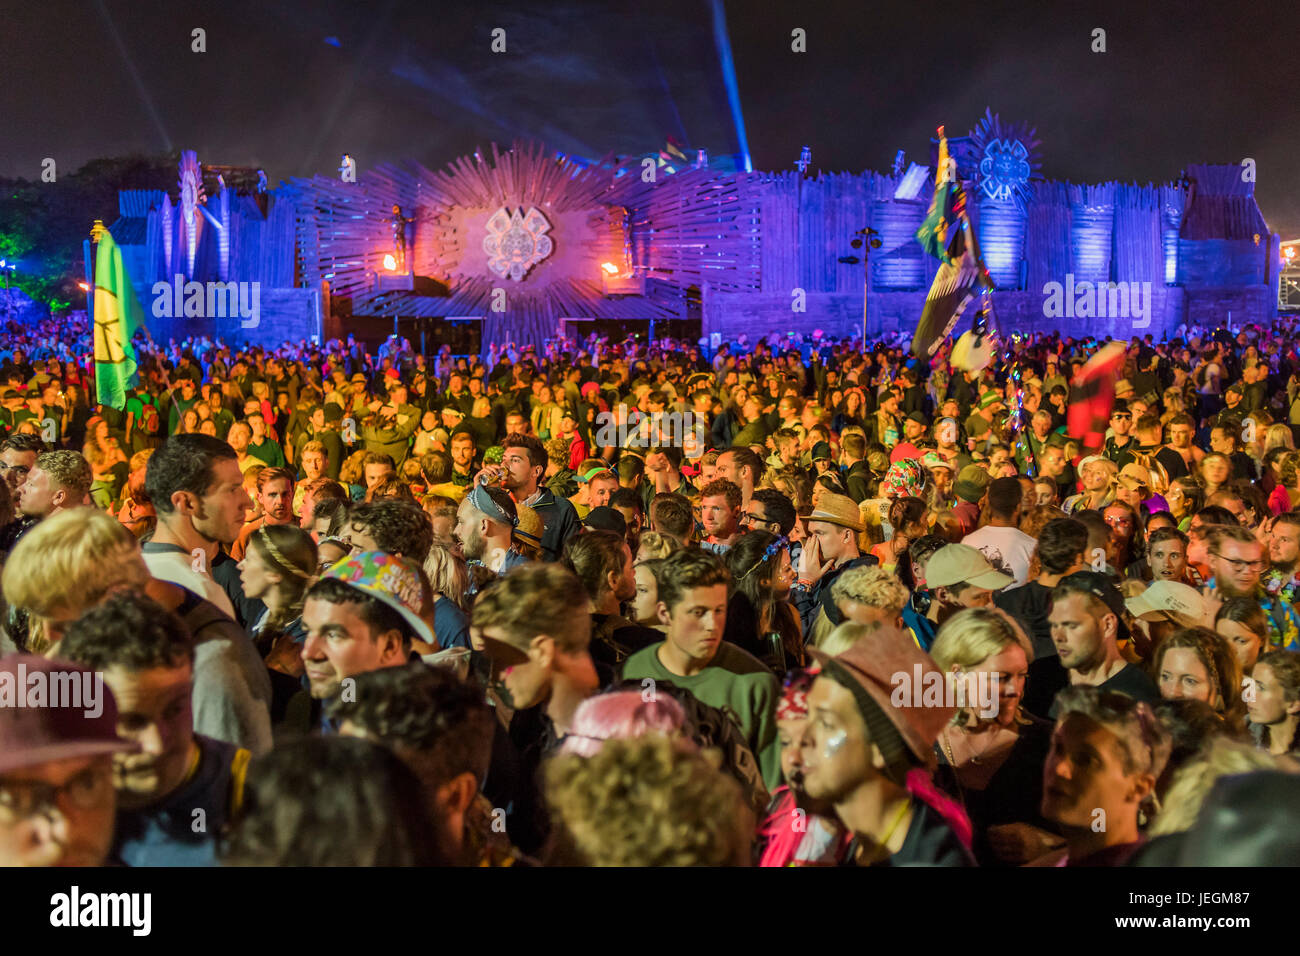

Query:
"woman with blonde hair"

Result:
[[422, 540, 472, 650], [929, 607, 1062, 866]]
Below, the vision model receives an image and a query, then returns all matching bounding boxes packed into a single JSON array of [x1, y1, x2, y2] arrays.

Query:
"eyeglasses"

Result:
[[0, 764, 114, 822], [1210, 553, 1264, 572], [739, 511, 776, 529]]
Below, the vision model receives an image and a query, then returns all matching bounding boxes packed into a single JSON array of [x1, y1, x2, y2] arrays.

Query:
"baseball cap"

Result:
[[978, 391, 1003, 410], [1057, 571, 1128, 626], [0, 655, 137, 774], [1125, 581, 1207, 629], [925, 544, 1013, 591], [577, 467, 613, 484], [583, 506, 627, 536], [954, 464, 991, 503], [318, 551, 436, 647], [811, 441, 833, 462], [921, 451, 954, 473], [905, 410, 928, 426]]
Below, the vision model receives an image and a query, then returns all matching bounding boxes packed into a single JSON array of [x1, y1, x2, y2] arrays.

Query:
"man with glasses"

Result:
[[0, 655, 133, 867], [0, 434, 45, 557], [739, 488, 796, 537], [1206, 525, 1300, 651]]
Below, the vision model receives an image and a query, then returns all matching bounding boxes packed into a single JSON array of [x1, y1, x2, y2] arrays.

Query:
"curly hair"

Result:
[[59, 590, 194, 673], [544, 735, 748, 866], [222, 735, 445, 866], [830, 564, 909, 614], [347, 498, 434, 564], [698, 478, 741, 510], [325, 662, 494, 789], [34, 449, 93, 503]]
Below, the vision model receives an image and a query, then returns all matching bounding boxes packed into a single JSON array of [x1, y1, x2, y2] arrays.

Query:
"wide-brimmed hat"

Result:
[[0, 655, 138, 774], [513, 504, 544, 546], [808, 627, 954, 773], [1118, 462, 1151, 491], [806, 492, 865, 532]]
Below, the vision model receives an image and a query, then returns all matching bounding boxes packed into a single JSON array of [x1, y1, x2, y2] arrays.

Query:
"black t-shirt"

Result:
[[1048, 663, 1160, 718], [994, 581, 1054, 660], [843, 801, 975, 867], [933, 716, 1056, 867], [1154, 446, 1190, 481]]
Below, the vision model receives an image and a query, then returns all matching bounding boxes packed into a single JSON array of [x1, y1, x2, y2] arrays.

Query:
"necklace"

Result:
[[856, 797, 912, 865]]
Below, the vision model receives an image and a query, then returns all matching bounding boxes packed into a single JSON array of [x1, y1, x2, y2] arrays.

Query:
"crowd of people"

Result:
[[1, 309, 1298, 867]]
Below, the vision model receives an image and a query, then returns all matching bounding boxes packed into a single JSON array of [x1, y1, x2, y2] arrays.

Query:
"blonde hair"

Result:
[[636, 530, 683, 561], [930, 607, 1034, 725], [544, 735, 747, 866], [931, 607, 1035, 671], [2, 507, 150, 647], [820, 621, 873, 657], [830, 564, 908, 613], [1148, 737, 1284, 837], [423, 540, 469, 611]]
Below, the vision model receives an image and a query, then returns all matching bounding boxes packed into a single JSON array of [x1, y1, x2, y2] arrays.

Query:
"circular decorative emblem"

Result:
[[483, 206, 554, 281], [979, 138, 1031, 204]]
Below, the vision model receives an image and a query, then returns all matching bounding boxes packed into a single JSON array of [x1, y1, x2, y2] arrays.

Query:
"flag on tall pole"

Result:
[[92, 227, 145, 410], [1067, 341, 1126, 454], [911, 126, 995, 359]]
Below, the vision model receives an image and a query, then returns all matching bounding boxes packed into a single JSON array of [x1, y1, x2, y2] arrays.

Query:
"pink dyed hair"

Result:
[[560, 690, 687, 757]]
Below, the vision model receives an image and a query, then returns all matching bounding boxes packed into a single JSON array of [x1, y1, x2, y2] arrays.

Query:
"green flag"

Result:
[[93, 229, 145, 410]]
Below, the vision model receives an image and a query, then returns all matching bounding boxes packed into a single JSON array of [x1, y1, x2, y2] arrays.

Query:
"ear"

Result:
[[1128, 771, 1156, 807], [656, 600, 672, 627], [435, 771, 479, 817], [377, 628, 406, 663], [532, 634, 556, 669]]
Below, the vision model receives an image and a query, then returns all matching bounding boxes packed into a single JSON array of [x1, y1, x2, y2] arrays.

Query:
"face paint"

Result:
[[822, 729, 847, 761]]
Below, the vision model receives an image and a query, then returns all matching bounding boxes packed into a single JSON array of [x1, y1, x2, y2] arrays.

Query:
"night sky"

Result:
[[2, 0, 1297, 233]]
